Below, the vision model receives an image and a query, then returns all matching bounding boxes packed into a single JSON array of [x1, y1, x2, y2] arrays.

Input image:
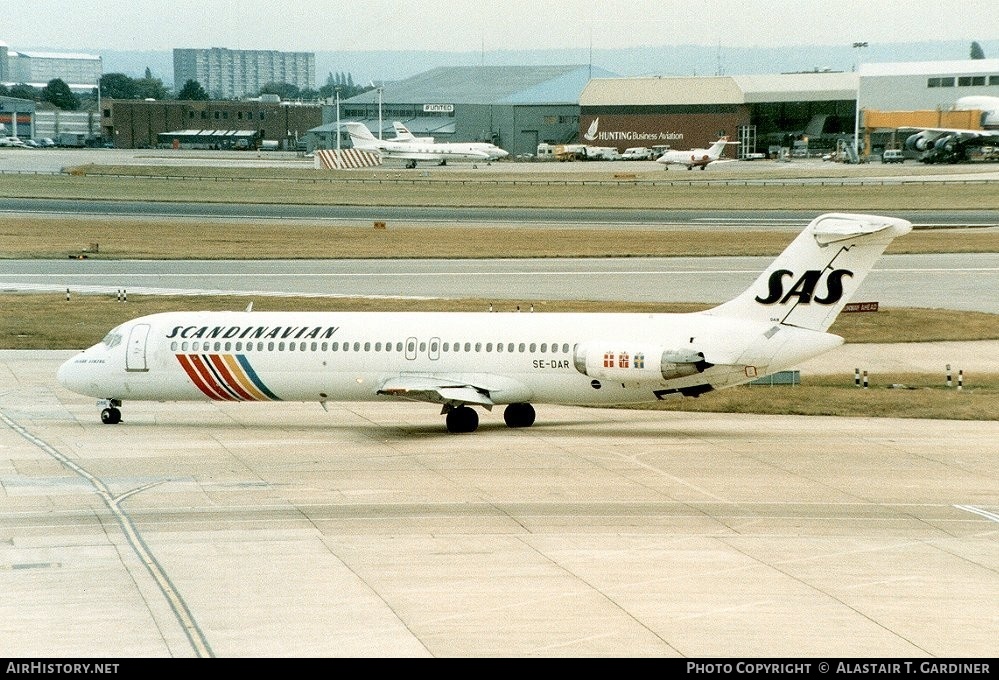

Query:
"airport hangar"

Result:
[[96, 58, 999, 158], [325, 59, 999, 160]]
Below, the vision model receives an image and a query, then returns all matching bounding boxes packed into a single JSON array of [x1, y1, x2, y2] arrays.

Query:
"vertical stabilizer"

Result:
[[704, 213, 912, 332]]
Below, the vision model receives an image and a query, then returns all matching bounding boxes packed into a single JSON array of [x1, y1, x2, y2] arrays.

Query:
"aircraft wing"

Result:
[[377, 375, 496, 407], [897, 126, 999, 139], [377, 373, 533, 409]]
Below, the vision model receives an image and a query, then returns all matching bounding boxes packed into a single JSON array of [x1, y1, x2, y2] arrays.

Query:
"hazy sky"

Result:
[[7, 0, 999, 53]]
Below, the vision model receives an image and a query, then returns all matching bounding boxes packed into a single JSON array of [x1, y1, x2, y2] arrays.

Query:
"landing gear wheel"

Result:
[[445, 406, 479, 433], [101, 407, 121, 424], [503, 403, 536, 428]]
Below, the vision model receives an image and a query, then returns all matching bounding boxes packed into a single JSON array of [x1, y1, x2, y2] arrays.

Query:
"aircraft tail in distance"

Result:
[[342, 122, 379, 146], [704, 213, 912, 332]]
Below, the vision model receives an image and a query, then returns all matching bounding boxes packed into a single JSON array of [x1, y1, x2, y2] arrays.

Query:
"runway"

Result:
[[1, 350, 997, 657]]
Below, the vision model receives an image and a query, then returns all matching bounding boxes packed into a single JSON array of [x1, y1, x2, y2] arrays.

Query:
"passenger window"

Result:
[[464, 342, 471, 352], [268, 342, 274, 351], [171, 341, 178, 351], [562, 343, 569, 353], [331, 342, 338, 351], [518, 343, 525, 352], [235, 342, 242, 351], [475, 342, 482, 352], [364, 342, 371, 351], [396, 342, 403, 351], [375, 342, 382, 351], [443, 342, 449, 352], [507, 343, 515, 352], [279, 342, 285, 351], [430, 341, 438, 352], [530, 343, 536, 352], [496, 343, 504, 353], [540, 343, 547, 352], [486, 343, 493, 352], [257, 342, 264, 351], [353, 342, 360, 351], [407, 341, 415, 353], [311, 342, 318, 351], [419, 342, 426, 352]]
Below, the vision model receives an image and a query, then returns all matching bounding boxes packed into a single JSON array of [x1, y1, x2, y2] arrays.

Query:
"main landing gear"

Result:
[[100, 399, 122, 424], [443, 403, 536, 433]]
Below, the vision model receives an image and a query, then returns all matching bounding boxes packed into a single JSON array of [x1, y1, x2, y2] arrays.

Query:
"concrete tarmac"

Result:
[[1, 349, 996, 658]]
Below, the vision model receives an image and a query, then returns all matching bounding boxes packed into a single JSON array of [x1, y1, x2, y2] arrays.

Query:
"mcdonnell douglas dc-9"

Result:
[[343, 121, 509, 168], [57, 213, 910, 433]]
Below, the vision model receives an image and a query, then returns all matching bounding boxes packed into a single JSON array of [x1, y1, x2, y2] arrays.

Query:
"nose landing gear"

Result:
[[100, 399, 122, 424]]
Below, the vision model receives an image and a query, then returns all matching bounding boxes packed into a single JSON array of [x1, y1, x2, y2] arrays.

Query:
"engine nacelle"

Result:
[[573, 342, 711, 382], [905, 131, 934, 152], [933, 134, 956, 152]]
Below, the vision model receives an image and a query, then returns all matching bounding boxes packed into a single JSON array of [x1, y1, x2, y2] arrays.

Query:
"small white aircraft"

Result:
[[900, 95, 999, 164], [58, 213, 911, 433], [656, 136, 740, 170], [342, 121, 509, 168]]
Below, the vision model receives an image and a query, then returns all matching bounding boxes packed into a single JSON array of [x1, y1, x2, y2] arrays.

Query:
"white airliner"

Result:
[[57, 213, 910, 433], [900, 95, 999, 164], [656, 136, 740, 170], [343, 121, 509, 168]]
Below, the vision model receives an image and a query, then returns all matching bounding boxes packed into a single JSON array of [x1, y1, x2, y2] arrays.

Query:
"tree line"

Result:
[[0, 69, 371, 111]]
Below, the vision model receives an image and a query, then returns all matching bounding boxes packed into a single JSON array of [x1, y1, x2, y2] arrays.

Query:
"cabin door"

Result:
[[125, 323, 150, 372]]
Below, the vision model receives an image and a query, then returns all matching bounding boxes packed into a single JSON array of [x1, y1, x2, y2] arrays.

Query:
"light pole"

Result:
[[335, 86, 341, 152], [377, 85, 383, 140], [852, 42, 868, 162]]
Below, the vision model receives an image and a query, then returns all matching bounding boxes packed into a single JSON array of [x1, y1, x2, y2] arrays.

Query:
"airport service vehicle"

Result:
[[621, 147, 654, 160], [57, 213, 911, 433]]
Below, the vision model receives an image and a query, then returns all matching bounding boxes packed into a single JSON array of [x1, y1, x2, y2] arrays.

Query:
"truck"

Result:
[[553, 144, 587, 161], [583, 146, 621, 160]]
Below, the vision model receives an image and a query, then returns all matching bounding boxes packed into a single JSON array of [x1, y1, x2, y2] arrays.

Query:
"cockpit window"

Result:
[[102, 329, 124, 349]]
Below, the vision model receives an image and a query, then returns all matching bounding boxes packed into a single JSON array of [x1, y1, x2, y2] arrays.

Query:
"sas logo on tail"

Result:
[[755, 269, 854, 305]]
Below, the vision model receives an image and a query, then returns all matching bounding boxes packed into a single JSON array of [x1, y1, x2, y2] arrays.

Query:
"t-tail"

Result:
[[704, 213, 912, 332], [342, 122, 378, 147], [707, 136, 737, 158]]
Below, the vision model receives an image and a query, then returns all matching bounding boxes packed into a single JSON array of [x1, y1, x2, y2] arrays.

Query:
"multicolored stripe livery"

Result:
[[176, 354, 281, 401]]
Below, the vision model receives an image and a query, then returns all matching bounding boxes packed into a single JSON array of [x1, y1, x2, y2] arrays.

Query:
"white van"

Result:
[[620, 147, 652, 160]]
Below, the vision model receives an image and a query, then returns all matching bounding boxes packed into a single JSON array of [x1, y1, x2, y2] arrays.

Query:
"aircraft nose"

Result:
[[57, 353, 91, 395]]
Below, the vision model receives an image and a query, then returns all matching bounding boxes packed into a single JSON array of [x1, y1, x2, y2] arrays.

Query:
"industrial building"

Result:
[[107, 99, 322, 149], [579, 71, 859, 158], [0, 95, 34, 138], [325, 65, 616, 157], [173, 48, 315, 100], [0, 42, 101, 91]]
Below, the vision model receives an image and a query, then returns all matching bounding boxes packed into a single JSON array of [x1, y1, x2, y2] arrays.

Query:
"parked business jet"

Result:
[[656, 136, 740, 170], [900, 96, 999, 164], [57, 213, 910, 433], [343, 121, 509, 168]]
